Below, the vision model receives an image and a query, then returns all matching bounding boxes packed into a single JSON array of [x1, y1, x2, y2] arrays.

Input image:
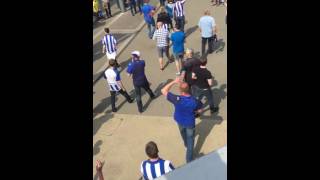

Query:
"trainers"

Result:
[[112, 108, 118, 112], [128, 98, 134, 103]]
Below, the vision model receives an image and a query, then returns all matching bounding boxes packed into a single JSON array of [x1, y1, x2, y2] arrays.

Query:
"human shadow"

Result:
[[142, 79, 173, 111], [193, 113, 224, 159], [185, 25, 198, 38], [93, 140, 103, 156], [214, 38, 226, 53], [93, 113, 114, 136], [93, 41, 105, 62], [200, 83, 227, 114]]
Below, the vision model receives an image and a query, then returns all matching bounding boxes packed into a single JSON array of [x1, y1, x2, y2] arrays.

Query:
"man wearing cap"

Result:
[[104, 59, 134, 112], [127, 51, 156, 113]]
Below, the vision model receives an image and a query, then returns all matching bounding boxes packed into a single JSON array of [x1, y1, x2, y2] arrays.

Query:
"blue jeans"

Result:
[[146, 18, 155, 39], [178, 125, 195, 163], [175, 16, 185, 32]]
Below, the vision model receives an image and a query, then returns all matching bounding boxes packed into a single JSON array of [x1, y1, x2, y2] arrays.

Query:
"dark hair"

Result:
[[104, 28, 110, 33], [145, 141, 159, 159], [175, 24, 181, 30], [200, 56, 208, 66], [109, 59, 116, 67]]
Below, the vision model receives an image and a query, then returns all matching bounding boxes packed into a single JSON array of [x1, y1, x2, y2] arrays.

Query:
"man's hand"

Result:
[[173, 77, 181, 84], [96, 160, 104, 172]]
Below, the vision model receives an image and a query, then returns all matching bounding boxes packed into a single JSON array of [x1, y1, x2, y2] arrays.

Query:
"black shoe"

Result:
[[128, 98, 134, 103], [194, 113, 200, 118], [112, 108, 118, 112], [150, 95, 156, 100], [139, 109, 143, 113], [210, 107, 219, 114]]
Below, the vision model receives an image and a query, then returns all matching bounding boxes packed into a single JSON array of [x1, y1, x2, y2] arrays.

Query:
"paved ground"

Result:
[[93, 0, 227, 179]]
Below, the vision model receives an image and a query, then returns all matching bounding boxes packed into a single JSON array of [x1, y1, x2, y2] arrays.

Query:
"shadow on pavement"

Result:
[[194, 113, 224, 159], [93, 140, 103, 156], [214, 38, 226, 53], [199, 83, 227, 114], [142, 79, 173, 111], [93, 113, 114, 136], [185, 25, 198, 38]]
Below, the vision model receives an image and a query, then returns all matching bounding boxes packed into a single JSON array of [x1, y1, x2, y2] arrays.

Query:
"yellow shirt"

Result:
[[93, 1, 99, 13]]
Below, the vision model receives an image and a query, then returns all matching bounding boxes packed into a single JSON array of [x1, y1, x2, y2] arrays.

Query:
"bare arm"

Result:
[[207, 78, 213, 86], [161, 77, 180, 96], [96, 160, 104, 180], [102, 45, 106, 54], [117, 80, 126, 91]]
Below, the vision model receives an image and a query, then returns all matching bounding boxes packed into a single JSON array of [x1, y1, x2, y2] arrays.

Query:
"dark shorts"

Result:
[[157, 46, 169, 58], [173, 52, 184, 61]]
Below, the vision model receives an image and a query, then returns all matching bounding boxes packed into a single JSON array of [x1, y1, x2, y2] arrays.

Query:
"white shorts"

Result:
[[106, 51, 117, 60]]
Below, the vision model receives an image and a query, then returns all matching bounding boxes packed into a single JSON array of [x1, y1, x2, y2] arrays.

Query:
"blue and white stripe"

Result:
[[102, 34, 117, 54], [104, 68, 121, 92], [173, 0, 186, 17], [140, 159, 174, 180]]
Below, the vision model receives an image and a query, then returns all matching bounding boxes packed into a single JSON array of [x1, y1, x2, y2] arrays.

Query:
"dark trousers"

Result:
[[130, 1, 137, 16], [110, 89, 132, 111], [159, 0, 165, 6], [201, 36, 214, 56], [105, 2, 112, 17], [134, 82, 155, 112], [192, 86, 215, 111], [175, 15, 185, 32], [136, 0, 143, 13]]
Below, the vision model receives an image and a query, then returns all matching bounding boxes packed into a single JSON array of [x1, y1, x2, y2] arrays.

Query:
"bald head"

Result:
[[204, 10, 211, 15], [185, 48, 193, 58]]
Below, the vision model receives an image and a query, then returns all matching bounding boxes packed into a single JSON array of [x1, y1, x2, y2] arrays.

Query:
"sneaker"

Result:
[[128, 98, 134, 103], [112, 108, 118, 112], [150, 95, 156, 100], [139, 109, 143, 113]]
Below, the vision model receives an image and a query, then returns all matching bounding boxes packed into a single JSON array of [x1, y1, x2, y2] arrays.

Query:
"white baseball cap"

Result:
[[131, 50, 140, 57]]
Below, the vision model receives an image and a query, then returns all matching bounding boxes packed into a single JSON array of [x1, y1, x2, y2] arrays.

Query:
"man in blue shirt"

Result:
[[161, 77, 203, 163], [170, 24, 185, 75], [127, 51, 156, 113], [198, 10, 218, 56], [142, 1, 156, 39]]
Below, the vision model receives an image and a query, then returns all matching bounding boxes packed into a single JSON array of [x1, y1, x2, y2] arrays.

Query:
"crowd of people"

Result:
[[96, 0, 226, 179]]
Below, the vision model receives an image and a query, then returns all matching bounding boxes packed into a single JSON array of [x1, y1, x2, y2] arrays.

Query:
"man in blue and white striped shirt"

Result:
[[173, 0, 186, 32], [104, 59, 133, 112], [140, 141, 175, 180], [102, 28, 117, 60]]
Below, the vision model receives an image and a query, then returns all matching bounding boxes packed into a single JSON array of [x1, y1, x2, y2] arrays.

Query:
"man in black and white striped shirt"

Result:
[[173, 0, 186, 32]]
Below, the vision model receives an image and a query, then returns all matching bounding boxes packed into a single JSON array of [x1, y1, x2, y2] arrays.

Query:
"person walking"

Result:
[[192, 57, 219, 113], [127, 51, 156, 113], [165, 0, 175, 20], [170, 24, 185, 75], [173, 0, 187, 32], [142, 1, 156, 39], [157, 7, 173, 31], [136, 0, 144, 14], [153, 22, 171, 71], [103, 0, 112, 18], [104, 60, 134, 112], [161, 77, 203, 163], [198, 10, 217, 56], [140, 141, 175, 180], [180, 48, 201, 90], [128, 0, 137, 16], [102, 28, 120, 67]]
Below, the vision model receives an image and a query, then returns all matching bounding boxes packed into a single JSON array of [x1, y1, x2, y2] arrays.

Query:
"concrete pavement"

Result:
[[93, 0, 227, 179]]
